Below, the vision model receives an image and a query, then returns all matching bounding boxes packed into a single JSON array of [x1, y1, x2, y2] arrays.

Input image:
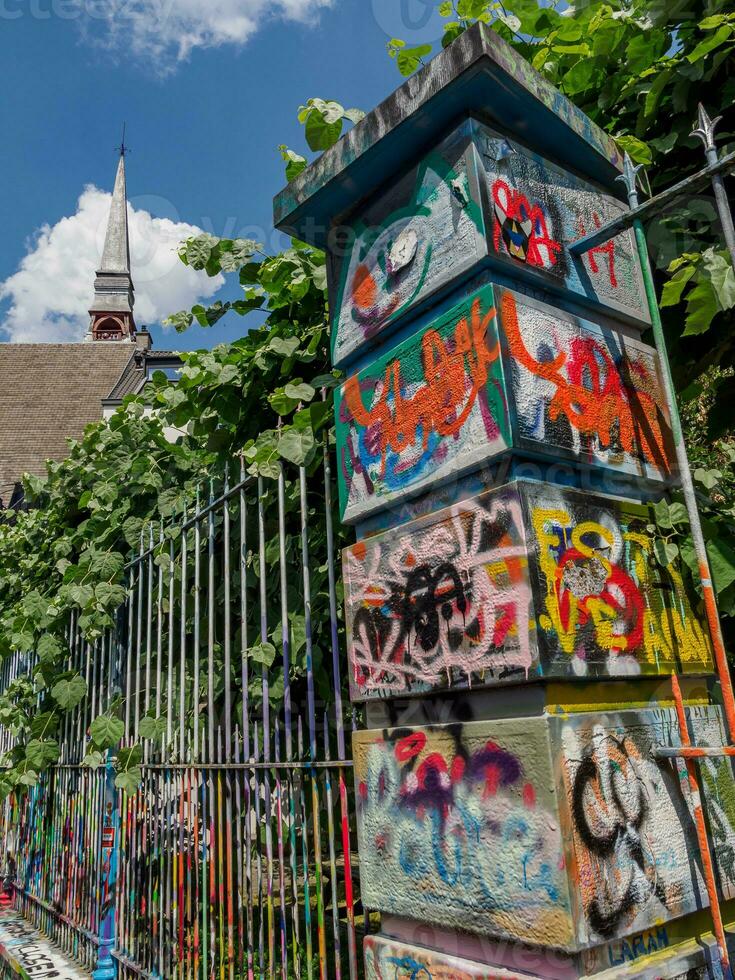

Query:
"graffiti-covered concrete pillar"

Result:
[[274, 22, 735, 979]]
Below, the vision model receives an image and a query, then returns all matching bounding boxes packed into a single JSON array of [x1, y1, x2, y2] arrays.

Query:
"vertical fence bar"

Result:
[[691, 104, 735, 270], [257, 477, 276, 978]]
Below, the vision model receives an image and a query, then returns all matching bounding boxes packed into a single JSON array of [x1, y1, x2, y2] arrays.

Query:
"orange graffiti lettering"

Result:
[[344, 298, 501, 478], [501, 291, 667, 467]]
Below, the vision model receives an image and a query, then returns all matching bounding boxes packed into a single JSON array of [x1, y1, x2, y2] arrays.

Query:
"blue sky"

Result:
[[0, 0, 449, 350]]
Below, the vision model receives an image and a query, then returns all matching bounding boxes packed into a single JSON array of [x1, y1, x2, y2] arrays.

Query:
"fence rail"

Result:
[[0, 439, 366, 979]]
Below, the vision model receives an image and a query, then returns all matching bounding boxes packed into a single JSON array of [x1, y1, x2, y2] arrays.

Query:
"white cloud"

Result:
[[0, 186, 223, 343], [82, 0, 334, 66]]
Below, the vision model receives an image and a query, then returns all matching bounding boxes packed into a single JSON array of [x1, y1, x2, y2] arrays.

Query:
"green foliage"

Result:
[[0, 219, 341, 794], [89, 715, 125, 750], [279, 145, 307, 182], [387, 38, 434, 76], [277, 99, 364, 181], [51, 675, 87, 710], [662, 249, 735, 337], [651, 461, 735, 618], [297, 99, 365, 152]]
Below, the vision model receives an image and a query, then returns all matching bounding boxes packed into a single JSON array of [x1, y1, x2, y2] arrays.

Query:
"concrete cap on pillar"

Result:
[[273, 21, 624, 247]]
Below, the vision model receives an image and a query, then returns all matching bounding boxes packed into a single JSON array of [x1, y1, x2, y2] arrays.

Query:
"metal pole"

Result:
[[692, 104, 735, 271], [618, 153, 735, 739], [619, 152, 734, 980]]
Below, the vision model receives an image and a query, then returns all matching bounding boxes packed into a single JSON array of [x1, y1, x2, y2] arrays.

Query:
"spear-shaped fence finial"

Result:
[[616, 152, 645, 208], [690, 103, 735, 270], [691, 102, 722, 157]]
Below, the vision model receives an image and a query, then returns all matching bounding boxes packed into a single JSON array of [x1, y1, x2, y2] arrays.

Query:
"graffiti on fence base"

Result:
[[605, 925, 670, 968], [480, 124, 648, 324], [499, 290, 674, 480], [344, 486, 534, 699], [0, 910, 87, 979], [364, 934, 530, 979], [335, 283, 509, 523], [554, 707, 735, 946], [525, 483, 713, 678], [353, 719, 573, 948]]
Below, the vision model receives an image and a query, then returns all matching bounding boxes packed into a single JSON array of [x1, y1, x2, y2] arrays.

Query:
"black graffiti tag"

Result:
[[572, 730, 668, 939]]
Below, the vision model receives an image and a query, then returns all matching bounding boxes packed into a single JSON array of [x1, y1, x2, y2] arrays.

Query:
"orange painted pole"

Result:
[[671, 674, 732, 979]]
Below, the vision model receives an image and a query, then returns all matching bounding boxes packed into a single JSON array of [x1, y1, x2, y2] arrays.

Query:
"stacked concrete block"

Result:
[[274, 21, 733, 979]]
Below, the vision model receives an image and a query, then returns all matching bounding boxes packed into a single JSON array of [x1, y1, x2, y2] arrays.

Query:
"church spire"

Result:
[[88, 137, 136, 342]]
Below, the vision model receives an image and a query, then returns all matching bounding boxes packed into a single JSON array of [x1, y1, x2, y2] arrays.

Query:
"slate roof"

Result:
[[0, 342, 137, 507]]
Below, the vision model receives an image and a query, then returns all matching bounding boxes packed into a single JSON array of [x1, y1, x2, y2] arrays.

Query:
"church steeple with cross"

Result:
[[87, 132, 136, 342]]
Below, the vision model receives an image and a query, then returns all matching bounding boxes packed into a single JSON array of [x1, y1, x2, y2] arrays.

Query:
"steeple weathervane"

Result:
[[116, 122, 129, 159], [87, 131, 136, 342]]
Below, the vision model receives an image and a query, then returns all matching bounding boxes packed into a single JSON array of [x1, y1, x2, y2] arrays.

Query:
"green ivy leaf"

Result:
[[703, 249, 735, 310], [249, 642, 277, 667], [115, 766, 143, 795], [299, 99, 346, 151], [387, 39, 433, 75], [694, 467, 722, 490], [30, 712, 59, 740], [683, 279, 719, 335], [614, 134, 653, 165], [284, 382, 315, 403], [653, 539, 679, 567], [707, 538, 735, 594], [90, 715, 125, 750], [653, 498, 673, 528], [139, 716, 167, 740], [279, 145, 308, 182], [51, 675, 87, 710], [25, 739, 59, 769], [661, 262, 697, 307], [687, 25, 733, 64], [278, 426, 315, 466], [36, 634, 62, 665]]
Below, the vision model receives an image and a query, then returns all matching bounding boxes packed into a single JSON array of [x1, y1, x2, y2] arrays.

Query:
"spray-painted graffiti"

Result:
[[492, 179, 563, 269], [605, 925, 670, 969], [686, 704, 735, 902], [335, 284, 509, 523], [553, 707, 735, 947], [330, 122, 486, 366], [344, 482, 711, 699], [335, 280, 674, 526], [479, 124, 648, 324], [353, 719, 573, 948], [498, 289, 674, 481], [364, 934, 530, 980], [344, 487, 534, 700], [0, 910, 88, 978], [524, 483, 713, 678]]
